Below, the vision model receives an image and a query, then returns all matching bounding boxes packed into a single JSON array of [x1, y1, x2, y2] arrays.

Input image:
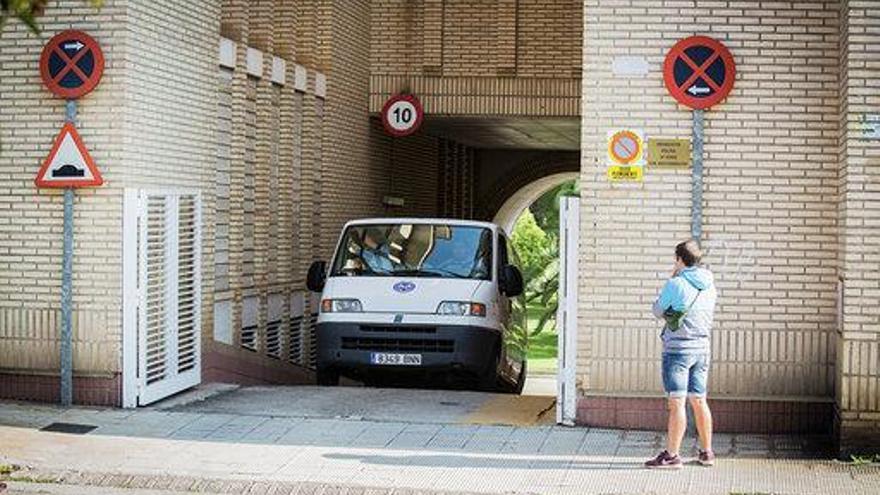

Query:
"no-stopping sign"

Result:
[[663, 36, 735, 110], [39, 30, 105, 100], [381, 94, 424, 137]]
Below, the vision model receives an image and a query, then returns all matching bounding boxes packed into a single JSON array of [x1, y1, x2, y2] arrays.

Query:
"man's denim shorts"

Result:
[[661, 352, 710, 398]]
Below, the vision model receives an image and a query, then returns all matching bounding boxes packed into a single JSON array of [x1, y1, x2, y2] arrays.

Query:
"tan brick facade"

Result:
[[0, 0, 218, 404], [0, 0, 447, 403], [0, 0, 877, 455], [580, 0, 840, 399], [369, 0, 582, 116], [836, 0, 880, 454], [579, 0, 878, 449]]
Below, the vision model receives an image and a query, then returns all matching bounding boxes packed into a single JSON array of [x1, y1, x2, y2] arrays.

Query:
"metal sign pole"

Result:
[[690, 109, 704, 243], [60, 99, 77, 407]]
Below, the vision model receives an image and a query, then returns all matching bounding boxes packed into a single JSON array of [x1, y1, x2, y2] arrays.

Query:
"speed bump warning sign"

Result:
[[35, 122, 103, 188]]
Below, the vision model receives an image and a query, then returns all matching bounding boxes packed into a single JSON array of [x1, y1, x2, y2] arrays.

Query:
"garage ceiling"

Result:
[[421, 117, 580, 150]]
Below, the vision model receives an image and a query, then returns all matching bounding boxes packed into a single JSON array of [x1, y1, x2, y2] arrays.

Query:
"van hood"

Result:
[[323, 276, 486, 313]]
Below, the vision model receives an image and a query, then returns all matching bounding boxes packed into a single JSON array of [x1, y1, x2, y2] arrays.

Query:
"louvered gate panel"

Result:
[[134, 191, 202, 405], [177, 195, 201, 373], [143, 197, 168, 386]]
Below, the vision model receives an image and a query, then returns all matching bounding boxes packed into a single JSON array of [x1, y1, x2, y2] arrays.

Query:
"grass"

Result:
[[850, 454, 880, 465], [526, 303, 558, 374]]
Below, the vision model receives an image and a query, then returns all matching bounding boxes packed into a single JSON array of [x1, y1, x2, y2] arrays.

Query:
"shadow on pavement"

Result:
[[323, 452, 642, 470]]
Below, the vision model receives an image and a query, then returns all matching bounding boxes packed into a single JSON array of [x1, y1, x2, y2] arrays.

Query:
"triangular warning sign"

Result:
[[35, 122, 103, 188]]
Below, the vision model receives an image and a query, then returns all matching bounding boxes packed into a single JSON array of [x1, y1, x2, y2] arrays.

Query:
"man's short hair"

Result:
[[675, 240, 702, 267]]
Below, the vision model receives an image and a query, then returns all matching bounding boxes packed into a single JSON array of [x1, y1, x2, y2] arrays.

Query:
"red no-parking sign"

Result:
[[663, 36, 735, 110], [39, 30, 105, 100]]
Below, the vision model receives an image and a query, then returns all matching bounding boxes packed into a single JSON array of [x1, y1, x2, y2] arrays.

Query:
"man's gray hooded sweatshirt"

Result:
[[652, 266, 717, 353]]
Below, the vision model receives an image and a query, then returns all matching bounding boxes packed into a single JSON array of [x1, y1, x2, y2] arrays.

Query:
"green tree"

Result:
[[511, 209, 551, 273], [511, 180, 578, 341], [1, 1, 102, 34], [529, 179, 579, 236]]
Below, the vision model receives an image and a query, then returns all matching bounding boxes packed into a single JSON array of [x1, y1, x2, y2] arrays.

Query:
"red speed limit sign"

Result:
[[381, 94, 424, 137]]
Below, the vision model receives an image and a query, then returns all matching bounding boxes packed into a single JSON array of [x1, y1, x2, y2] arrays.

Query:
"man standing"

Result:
[[645, 240, 718, 469]]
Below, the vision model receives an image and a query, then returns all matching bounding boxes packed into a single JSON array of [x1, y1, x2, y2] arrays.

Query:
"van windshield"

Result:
[[330, 224, 493, 280]]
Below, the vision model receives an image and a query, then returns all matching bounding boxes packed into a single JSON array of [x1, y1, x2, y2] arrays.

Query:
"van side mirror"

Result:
[[307, 261, 327, 292], [500, 264, 524, 297]]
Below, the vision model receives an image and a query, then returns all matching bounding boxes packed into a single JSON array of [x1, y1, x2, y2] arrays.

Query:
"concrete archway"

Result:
[[492, 172, 579, 233], [475, 151, 580, 225]]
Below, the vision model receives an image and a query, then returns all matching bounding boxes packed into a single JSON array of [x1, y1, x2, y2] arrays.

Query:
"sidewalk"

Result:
[[0, 398, 878, 495]]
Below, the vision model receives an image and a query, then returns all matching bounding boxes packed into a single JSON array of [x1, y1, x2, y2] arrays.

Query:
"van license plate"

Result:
[[371, 353, 422, 366]]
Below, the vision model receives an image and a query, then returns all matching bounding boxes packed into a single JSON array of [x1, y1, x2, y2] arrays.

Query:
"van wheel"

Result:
[[316, 368, 339, 386], [511, 360, 527, 395]]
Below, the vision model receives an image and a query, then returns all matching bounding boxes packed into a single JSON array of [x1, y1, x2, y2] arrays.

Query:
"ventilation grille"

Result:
[[241, 324, 258, 352], [241, 296, 259, 352], [266, 319, 282, 359], [288, 292, 306, 366], [288, 314, 304, 365], [360, 325, 437, 334], [266, 293, 285, 360], [305, 310, 318, 368], [341, 337, 454, 354]]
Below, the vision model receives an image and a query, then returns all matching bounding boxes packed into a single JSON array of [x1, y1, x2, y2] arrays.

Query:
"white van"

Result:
[[306, 218, 528, 393]]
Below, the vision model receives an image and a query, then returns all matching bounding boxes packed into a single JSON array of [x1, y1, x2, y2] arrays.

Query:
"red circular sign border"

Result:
[[39, 30, 105, 100], [609, 130, 641, 165], [381, 94, 424, 137], [663, 35, 735, 110]]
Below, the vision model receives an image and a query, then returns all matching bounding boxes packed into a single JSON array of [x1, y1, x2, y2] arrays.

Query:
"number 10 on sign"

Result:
[[381, 94, 424, 137]]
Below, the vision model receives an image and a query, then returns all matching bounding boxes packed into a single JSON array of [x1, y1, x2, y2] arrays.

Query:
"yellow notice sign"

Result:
[[607, 166, 643, 182], [648, 138, 691, 168]]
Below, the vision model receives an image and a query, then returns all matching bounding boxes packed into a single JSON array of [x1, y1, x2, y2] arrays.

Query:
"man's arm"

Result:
[[652, 279, 678, 319]]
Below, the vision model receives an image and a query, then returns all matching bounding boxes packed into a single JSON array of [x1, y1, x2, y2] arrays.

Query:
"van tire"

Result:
[[510, 360, 527, 395], [316, 368, 339, 386]]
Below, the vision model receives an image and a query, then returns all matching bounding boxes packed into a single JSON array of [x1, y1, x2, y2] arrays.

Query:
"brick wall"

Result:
[[836, 0, 880, 454], [204, 0, 446, 384], [371, 0, 582, 78], [0, 0, 126, 385], [369, 0, 582, 117], [579, 0, 841, 410], [208, 0, 329, 379], [0, 0, 219, 405]]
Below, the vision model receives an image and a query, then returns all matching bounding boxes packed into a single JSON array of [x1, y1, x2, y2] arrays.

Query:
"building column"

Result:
[[836, 0, 880, 456]]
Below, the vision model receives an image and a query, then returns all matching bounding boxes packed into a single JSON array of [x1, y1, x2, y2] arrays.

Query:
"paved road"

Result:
[[155, 384, 556, 426], [0, 386, 878, 495]]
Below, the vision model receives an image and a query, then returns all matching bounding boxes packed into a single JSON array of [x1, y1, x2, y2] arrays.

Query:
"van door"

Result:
[[503, 235, 528, 371], [497, 234, 512, 323]]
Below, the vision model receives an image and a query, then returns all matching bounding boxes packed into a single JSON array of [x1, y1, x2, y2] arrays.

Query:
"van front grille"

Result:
[[359, 325, 437, 334], [341, 337, 454, 353]]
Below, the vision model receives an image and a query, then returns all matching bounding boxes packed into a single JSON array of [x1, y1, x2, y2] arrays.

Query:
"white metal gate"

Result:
[[557, 196, 579, 426], [123, 189, 202, 407]]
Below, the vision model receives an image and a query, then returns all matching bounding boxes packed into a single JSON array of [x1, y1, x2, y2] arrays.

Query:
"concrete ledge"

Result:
[[577, 396, 835, 434]]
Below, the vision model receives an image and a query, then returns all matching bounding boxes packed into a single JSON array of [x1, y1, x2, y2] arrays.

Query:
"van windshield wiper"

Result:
[[392, 268, 467, 279]]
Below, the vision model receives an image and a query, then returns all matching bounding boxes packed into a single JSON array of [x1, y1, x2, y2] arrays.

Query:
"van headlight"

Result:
[[436, 301, 486, 317], [321, 299, 363, 313]]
